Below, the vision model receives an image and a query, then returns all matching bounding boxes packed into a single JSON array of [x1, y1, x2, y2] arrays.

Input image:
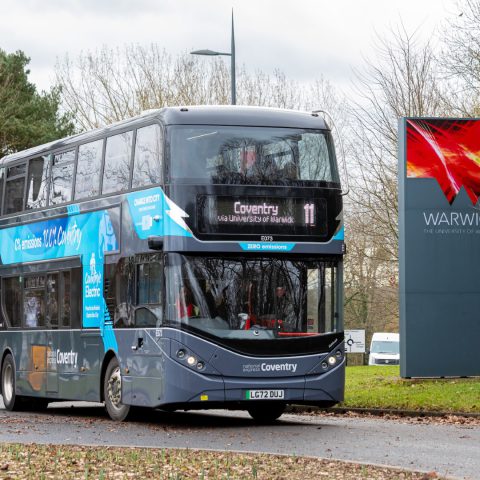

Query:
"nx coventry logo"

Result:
[[242, 363, 298, 373]]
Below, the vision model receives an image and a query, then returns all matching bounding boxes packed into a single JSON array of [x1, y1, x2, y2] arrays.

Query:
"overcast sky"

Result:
[[0, 0, 461, 96]]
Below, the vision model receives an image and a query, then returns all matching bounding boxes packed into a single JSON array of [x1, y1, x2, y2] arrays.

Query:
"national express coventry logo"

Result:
[[406, 119, 480, 205]]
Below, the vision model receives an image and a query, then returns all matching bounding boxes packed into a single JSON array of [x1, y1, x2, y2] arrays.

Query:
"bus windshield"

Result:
[[164, 254, 339, 341], [168, 126, 339, 185]]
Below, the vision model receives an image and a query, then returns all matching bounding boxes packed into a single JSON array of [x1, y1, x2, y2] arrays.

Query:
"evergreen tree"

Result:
[[0, 49, 74, 158]]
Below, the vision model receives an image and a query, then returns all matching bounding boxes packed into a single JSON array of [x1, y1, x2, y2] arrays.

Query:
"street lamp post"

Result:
[[191, 11, 236, 105]]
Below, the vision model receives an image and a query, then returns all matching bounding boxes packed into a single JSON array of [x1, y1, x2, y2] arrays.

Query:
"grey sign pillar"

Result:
[[399, 117, 480, 378]]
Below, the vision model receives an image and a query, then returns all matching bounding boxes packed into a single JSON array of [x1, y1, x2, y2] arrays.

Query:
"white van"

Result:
[[368, 332, 400, 366]]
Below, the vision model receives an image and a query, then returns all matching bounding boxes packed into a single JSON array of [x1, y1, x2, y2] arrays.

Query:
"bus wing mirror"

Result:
[[148, 236, 164, 250]]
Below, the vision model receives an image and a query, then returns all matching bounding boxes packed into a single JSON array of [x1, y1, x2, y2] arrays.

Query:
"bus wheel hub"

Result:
[[107, 367, 122, 407]]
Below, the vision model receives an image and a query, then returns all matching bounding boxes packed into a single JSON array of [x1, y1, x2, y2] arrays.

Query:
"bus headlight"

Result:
[[327, 356, 337, 366], [173, 341, 208, 372], [176, 349, 186, 359], [335, 350, 342, 359]]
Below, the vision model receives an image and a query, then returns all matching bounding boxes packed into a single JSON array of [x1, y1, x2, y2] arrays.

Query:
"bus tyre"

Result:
[[247, 402, 286, 423], [104, 357, 130, 421], [1, 354, 21, 411]]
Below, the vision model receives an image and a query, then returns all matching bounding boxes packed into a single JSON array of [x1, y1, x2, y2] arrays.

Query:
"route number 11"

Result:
[[304, 203, 315, 225]]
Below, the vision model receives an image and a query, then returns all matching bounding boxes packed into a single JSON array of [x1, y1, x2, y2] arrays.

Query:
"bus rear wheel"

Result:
[[104, 357, 131, 421], [247, 402, 286, 423], [1, 354, 22, 411]]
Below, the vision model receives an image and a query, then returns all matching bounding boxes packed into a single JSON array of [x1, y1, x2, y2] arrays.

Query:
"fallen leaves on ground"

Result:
[[0, 443, 441, 479], [298, 409, 480, 426]]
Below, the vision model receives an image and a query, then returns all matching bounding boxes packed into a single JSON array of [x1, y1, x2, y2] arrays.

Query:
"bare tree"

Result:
[[55, 45, 324, 130], [56, 45, 230, 130], [343, 25, 451, 338], [441, 0, 480, 115], [350, 25, 450, 260]]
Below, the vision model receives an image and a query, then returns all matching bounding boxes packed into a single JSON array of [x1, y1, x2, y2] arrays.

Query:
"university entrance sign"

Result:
[[399, 118, 480, 377]]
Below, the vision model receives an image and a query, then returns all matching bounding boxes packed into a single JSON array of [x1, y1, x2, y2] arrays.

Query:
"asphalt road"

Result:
[[0, 397, 479, 479]]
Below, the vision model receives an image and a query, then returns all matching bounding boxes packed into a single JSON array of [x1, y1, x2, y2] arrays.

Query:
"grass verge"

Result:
[[342, 366, 480, 413], [0, 443, 439, 479]]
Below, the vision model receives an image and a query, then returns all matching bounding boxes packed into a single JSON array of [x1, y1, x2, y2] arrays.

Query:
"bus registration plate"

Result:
[[246, 389, 284, 400]]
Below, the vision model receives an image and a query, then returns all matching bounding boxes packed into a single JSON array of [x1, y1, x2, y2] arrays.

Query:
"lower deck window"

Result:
[[1, 269, 77, 329], [24, 276, 46, 328], [3, 277, 22, 328], [135, 260, 162, 327]]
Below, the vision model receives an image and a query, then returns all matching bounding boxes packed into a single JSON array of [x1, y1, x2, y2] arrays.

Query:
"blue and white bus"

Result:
[[0, 106, 345, 422]]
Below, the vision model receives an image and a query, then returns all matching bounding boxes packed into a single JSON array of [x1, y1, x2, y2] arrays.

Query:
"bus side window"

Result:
[[59, 270, 72, 328], [102, 131, 133, 195], [24, 275, 46, 328], [113, 257, 135, 328], [75, 140, 103, 200], [0, 167, 4, 215], [132, 124, 163, 188], [135, 259, 162, 327], [0, 281, 3, 329], [324, 265, 336, 333], [26, 156, 50, 210], [3, 277, 22, 328], [136, 261, 161, 305], [46, 274, 59, 328], [68, 268, 81, 329], [4, 163, 26, 215], [0, 282, 2, 330], [50, 150, 75, 205]]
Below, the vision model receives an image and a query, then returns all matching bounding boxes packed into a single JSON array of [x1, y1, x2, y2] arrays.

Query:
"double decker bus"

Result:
[[0, 106, 345, 422]]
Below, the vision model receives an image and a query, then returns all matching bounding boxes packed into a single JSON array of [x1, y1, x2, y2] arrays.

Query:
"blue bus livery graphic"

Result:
[[126, 187, 192, 239], [0, 210, 117, 331], [333, 226, 344, 241], [0, 189, 191, 332]]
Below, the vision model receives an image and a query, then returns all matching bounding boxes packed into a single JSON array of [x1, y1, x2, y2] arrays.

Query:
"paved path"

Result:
[[0, 398, 479, 479]]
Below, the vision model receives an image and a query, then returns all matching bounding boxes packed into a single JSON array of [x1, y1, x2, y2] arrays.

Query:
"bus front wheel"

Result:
[[104, 357, 131, 421], [247, 402, 286, 423], [1, 354, 22, 411]]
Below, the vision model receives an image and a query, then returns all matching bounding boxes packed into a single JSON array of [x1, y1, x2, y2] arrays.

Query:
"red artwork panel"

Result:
[[406, 119, 480, 204]]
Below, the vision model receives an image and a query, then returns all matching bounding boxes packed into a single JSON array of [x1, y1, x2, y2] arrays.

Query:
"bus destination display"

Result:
[[198, 195, 327, 236]]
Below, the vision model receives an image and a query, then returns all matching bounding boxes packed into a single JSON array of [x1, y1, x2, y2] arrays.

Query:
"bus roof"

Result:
[[0, 106, 329, 167], [161, 105, 329, 129]]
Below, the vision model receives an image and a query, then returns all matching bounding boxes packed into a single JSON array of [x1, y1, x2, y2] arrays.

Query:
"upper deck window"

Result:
[[26, 156, 50, 210], [4, 163, 26, 215], [168, 126, 339, 185], [75, 140, 103, 200], [132, 124, 163, 188], [102, 131, 133, 194], [50, 150, 75, 205]]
